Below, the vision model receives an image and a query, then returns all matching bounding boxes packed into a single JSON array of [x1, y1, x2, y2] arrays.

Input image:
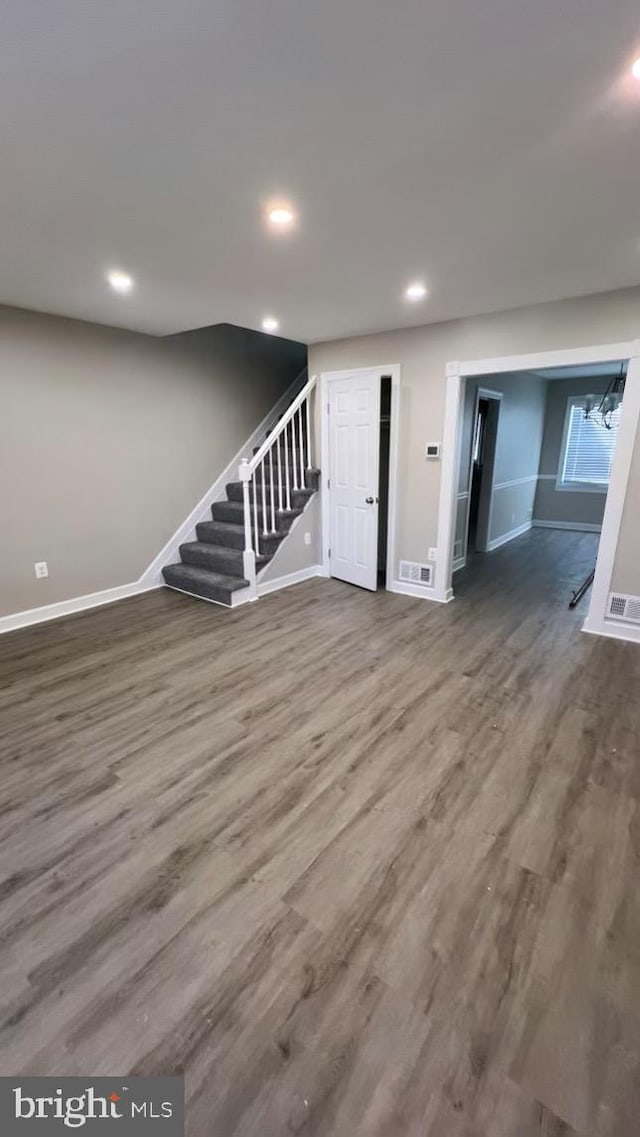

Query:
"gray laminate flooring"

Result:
[[1, 529, 639, 1136]]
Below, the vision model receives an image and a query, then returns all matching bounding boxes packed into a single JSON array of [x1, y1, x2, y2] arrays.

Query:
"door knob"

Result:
[[365, 496, 379, 504]]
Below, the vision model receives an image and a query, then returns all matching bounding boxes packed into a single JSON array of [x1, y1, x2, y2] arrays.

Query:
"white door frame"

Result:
[[437, 339, 640, 637], [320, 365, 401, 589]]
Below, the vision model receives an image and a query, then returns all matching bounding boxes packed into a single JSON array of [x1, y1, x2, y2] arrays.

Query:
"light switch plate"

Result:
[[428, 547, 437, 562], [34, 561, 48, 579]]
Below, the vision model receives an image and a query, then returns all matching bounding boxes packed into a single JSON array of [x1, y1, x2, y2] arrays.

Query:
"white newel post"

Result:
[[239, 460, 258, 600]]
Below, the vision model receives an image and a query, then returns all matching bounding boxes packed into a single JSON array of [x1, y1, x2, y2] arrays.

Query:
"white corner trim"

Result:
[[257, 564, 324, 597], [486, 521, 532, 552], [582, 617, 640, 646], [387, 578, 453, 603], [433, 371, 463, 602], [140, 367, 308, 587], [532, 520, 602, 533], [0, 580, 162, 636]]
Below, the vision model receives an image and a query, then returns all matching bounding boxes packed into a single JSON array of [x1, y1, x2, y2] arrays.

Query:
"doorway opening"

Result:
[[377, 375, 392, 587], [446, 356, 631, 622], [320, 365, 400, 593], [466, 390, 501, 556]]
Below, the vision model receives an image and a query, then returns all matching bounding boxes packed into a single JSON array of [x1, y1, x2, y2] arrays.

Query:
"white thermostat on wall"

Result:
[[425, 443, 441, 459]]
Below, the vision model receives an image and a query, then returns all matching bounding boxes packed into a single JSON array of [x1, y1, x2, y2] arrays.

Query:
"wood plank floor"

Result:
[[1, 529, 640, 1136]]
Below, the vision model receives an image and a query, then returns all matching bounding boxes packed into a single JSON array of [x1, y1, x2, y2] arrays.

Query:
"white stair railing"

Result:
[[239, 374, 317, 598]]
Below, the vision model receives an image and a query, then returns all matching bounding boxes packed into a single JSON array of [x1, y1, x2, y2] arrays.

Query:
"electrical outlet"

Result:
[[428, 547, 437, 562], [34, 561, 48, 579], [304, 532, 311, 546]]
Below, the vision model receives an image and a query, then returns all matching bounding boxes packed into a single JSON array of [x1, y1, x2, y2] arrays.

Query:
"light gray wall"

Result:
[[309, 287, 639, 594], [259, 495, 321, 582], [455, 372, 546, 556], [0, 307, 305, 617], [533, 376, 610, 529]]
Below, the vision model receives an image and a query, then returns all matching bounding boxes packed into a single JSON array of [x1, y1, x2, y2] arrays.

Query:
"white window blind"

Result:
[[560, 398, 621, 488]]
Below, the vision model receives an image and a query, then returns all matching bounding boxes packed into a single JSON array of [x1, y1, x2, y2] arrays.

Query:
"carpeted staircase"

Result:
[[162, 442, 320, 606]]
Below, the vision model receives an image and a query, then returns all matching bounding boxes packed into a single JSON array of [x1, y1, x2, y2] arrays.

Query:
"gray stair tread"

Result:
[[197, 520, 245, 538], [196, 520, 285, 551], [163, 564, 249, 592], [182, 541, 242, 558], [181, 541, 269, 565], [213, 500, 299, 518]]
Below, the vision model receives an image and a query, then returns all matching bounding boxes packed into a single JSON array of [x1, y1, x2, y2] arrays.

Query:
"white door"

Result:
[[328, 371, 381, 590]]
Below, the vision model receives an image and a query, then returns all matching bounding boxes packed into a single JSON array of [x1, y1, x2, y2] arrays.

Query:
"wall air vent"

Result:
[[399, 560, 433, 586], [607, 593, 640, 624]]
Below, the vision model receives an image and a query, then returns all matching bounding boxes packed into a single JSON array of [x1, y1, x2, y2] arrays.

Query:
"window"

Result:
[[557, 395, 621, 492]]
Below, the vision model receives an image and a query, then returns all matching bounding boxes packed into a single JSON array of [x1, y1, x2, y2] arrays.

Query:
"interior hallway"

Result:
[[1, 529, 639, 1136]]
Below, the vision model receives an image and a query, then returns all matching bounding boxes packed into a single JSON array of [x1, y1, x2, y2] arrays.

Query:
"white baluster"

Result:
[[261, 458, 268, 536], [269, 443, 276, 532], [305, 395, 312, 469], [291, 418, 299, 492], [284, 427, 292, 509], [277, 432, 283, 513], [252, 473, 260, 558], [297, 406, 305, 488]]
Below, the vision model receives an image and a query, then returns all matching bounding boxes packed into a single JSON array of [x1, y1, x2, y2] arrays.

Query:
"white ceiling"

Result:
[[2, 1, 640, 343]]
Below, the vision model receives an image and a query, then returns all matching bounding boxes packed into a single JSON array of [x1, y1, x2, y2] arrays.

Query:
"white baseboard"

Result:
[[486, 521, 532, 552], [582, 617, 640, 645], [257, 564, 324, 597], [532, 520, 602, 533], [0, 580, 161, 636], [387, 579, 453, 603]]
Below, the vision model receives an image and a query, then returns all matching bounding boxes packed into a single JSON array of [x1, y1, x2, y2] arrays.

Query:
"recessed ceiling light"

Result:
[[268, 206, 295, 226], [405, 281, 428, 301], [262, 316, 279, 333], [106, 269, 134, 294], [632, 57, 640, 80]]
